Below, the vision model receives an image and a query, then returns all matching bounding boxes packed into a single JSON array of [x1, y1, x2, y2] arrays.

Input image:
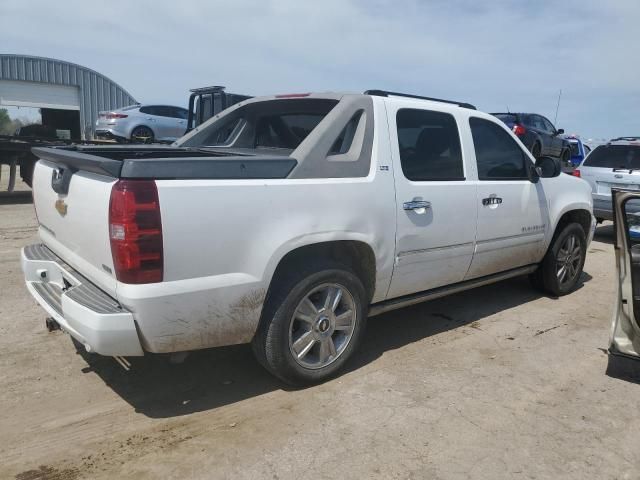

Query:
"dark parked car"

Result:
[[492, 112, 571, 163]]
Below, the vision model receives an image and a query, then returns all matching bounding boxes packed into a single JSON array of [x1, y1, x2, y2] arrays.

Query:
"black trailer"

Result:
[[186, 86, 251, 132], [0, 135, 114, 190]]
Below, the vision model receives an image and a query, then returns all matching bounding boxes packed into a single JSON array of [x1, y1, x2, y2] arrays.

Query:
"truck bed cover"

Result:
[[32, 145, 298, 180]]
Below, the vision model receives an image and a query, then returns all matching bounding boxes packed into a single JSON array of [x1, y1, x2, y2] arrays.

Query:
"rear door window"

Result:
[[530, 115, 546, 131], [541, 117, 556, 134], [161, 107, 188, 119], [396, 108, 464, 181], [583, 145, 640, 169], [157, 106, 178, 118], [470, 117, 529, 180]]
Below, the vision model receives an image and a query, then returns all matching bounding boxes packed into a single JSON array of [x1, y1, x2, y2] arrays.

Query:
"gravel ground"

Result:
[[1, 172, 639, 479]]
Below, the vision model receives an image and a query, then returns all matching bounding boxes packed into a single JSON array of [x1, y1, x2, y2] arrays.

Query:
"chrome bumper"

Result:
[[21, 244, 144, 356]]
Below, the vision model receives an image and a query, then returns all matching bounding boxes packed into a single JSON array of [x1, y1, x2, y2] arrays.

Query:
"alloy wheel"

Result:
[[556, 233, 582, 288], [131, 127, 153, 143], [288, 283, 357, 369]]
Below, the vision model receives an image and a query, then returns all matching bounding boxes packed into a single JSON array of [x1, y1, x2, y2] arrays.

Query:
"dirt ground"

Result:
[[1, 170, 639, 480]]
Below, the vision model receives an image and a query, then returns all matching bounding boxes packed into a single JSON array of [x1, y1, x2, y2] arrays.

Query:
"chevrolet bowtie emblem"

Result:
[[55, 199, 68, 216]]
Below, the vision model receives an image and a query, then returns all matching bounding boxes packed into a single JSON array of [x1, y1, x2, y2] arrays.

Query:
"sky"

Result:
[[1, 0, 638, 139]]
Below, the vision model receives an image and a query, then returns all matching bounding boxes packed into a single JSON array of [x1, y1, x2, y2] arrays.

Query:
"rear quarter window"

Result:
[[494, 114, 518, 123]]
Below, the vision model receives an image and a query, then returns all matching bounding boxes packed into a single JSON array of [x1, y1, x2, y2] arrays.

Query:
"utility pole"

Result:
[[554, 89, 562, 124]]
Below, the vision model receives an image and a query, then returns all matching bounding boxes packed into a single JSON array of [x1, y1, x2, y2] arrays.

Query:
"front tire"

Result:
[[252, 263, 367, 386], [130, 126, 154, 144], [531, 222, 586, 296]]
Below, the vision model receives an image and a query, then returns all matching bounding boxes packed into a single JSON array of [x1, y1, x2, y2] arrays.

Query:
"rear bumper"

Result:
[[95, 127, 128, 140], [21, 244, 144, 356], [593, 193, 640, 222]]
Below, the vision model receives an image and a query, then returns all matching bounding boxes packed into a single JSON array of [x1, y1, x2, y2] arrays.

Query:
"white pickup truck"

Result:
[[22, 90, 595, 384]]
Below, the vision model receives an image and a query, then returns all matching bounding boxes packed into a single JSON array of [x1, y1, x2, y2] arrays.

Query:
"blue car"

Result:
[[564, 136, 592, 167]]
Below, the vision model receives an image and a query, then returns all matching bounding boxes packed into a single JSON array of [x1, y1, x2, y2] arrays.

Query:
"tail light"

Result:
[[512, 124, 526, 136], [572, 169, 581, 178], [109, 180, 163, 284], [106, 113, 128, 120]]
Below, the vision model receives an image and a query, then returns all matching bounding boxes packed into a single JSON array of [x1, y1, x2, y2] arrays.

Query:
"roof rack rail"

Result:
[[364, 89, 476, 110], [189, 85, 226, 94], [610, 136, 640, 142]]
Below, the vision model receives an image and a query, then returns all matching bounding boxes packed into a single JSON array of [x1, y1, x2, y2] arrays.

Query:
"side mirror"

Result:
[[534, 155, 561, 179], [556, 128, 564, 135]]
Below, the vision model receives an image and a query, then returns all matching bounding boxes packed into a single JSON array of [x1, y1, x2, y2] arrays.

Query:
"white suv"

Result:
[[575, 137, 640, 221]]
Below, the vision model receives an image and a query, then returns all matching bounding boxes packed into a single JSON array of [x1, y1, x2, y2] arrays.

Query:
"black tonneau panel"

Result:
[[33, 146, 123, 177], [121, 158, 297, 179], [31, 146, 297, 180]]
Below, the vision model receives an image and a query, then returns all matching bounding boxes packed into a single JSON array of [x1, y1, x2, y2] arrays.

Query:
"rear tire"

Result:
[[531, 222, 586, 296], [252, 261, 367, 386]]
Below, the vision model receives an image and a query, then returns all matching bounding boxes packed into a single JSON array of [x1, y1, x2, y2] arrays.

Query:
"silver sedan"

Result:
[[95, 104, 189, 142]]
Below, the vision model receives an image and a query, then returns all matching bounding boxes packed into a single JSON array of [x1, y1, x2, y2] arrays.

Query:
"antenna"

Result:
[[554, 89, 562, 124]]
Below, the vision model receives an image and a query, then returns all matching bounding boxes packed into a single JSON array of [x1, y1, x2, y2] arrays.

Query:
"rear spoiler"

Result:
[[31, 146, 297, 180], [33, 147, 123, 177]]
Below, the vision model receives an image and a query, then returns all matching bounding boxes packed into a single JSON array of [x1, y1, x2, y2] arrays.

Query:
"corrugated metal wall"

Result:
[[0, 54, 136, 139]]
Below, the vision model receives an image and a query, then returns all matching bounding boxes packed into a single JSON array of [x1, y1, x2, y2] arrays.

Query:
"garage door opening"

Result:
[[0, 106, 81, 140], [0, 80, 82, 140]]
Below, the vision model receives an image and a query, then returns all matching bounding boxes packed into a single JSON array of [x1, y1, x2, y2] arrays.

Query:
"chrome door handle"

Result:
[[403, 200, 431, 213]]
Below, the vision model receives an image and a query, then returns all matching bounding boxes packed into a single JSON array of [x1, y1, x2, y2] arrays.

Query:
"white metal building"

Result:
[[0, 54, 136, 139]]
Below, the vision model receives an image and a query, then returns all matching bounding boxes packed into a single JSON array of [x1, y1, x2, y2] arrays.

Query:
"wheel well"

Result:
[[530, 140, 541, 156], [269, 241, 376, 302], [554, 209, 591, 239]]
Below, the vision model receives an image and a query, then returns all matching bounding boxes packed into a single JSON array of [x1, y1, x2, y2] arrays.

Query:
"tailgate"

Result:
[[32, 160, 118, 297], [581, 166, 640, 199]]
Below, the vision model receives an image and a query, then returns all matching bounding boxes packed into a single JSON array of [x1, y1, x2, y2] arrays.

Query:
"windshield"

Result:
[[583, 144, 640, 169], [179, 98, 338, 150]]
